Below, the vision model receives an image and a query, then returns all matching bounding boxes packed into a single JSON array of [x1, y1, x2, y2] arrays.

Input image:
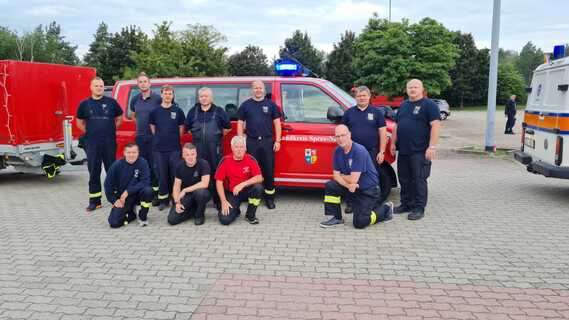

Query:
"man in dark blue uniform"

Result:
[[168, 143, 211, 226], [185, 87, 231, 211], [390, 79, 441, 221], [342, 85, 387, 211], [237, 80, 281, 209], [129, 72, 161, 204], [149, 85, 186, 211], [105, 143, 154, 228], [320, 125, 393, 229], [76, 77, 123, 211], [504, 94, 517, 134]]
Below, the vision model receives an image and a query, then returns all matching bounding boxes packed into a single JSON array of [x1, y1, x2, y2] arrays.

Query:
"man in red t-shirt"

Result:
[[215, 135, 264, 225]]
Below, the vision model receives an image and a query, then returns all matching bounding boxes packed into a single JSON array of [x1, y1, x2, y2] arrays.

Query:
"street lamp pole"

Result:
[[389, 0, 392, 22], [484, 0, 501, 152]]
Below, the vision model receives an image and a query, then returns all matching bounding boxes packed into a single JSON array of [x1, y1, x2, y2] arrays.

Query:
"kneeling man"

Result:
[[168, 143, 211, 226], [105, 143, 154, 228], [215, 135, 263, 225], [320, 125, 394, 229]]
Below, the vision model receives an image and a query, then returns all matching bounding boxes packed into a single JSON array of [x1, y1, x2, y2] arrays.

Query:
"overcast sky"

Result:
[[1, 0, 568, 60]]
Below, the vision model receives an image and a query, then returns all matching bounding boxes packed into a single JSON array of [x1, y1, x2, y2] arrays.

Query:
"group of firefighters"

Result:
[[76, 73, 440, 229]]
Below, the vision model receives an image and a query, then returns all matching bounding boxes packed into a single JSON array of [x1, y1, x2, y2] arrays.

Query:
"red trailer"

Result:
[[0, 60, 95, 176]]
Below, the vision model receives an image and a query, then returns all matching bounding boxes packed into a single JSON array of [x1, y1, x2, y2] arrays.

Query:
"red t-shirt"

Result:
[[215, 154, 262, 192]]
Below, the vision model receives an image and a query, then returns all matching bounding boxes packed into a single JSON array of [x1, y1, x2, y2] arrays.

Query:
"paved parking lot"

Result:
[[2, 111, 569, 319]]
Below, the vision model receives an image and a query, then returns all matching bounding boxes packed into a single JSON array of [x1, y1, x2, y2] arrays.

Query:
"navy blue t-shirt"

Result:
[[76, 96, 123, 142], [342, 105, 386, 151], [395, 98, 440, 155], [104, 157, 150, 204], [130, 92, 162, 137], [148, 105, 186, 152], [333, 142, 378, 190], [237, 98, 281, 138]]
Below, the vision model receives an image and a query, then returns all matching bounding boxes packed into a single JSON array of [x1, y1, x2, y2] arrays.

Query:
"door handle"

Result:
[[282, 126, 293, 131]]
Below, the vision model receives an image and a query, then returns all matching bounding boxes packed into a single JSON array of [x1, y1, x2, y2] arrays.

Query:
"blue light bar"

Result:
[[275, 59, 302, 76], [553, 45, 566, 60]]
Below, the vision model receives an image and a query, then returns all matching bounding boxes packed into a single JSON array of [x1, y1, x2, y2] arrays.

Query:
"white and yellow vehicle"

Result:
[[514, 45, 569, 178]]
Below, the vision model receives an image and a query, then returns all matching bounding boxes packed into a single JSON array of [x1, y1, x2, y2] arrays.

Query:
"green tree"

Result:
[[84, 22, 111, 82], [409, 17, 459, 95], [279, 30, 325, 76], [352, 17, 414, 96], [441, 32, 489, 107], [228, 45, 271, 76], [516, 41, 543, 85], [0, 27, 18, 60], [107, 25, 147, 83], [178, 23, 229, 76], [324, 30, 357, 91], [497, 63, 526, 103], [499, 48, 519, 66], [14, 22, 78, 65]]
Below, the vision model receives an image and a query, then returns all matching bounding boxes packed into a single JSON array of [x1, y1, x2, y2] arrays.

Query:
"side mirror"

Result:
[[379, 106, 395, 120], [327, 106, 344, 124]]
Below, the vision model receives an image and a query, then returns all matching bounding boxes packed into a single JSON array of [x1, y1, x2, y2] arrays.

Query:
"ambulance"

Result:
[[514, 45, 569, 178], [111, 61, 398, 201]]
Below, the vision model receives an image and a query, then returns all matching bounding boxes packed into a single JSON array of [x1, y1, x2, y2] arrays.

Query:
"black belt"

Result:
[[247, 136, 272, 141]]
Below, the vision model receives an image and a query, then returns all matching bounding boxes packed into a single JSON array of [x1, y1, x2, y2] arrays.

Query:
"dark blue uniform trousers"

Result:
[[246, 137, 276, 200], [136, 136, 158, 192], [86, 141, 116, 204], [108, 187, 153, 228], [397, 152, 431, 213], [167, 189, 211, 225], [153, 150, 181, 203], [324, 180, 391, 229], [195, 141, 223, 207], [218, 184, 263, 225]]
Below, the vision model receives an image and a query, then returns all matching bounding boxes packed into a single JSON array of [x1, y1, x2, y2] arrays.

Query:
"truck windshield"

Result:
[[325, 82, 356, 107]]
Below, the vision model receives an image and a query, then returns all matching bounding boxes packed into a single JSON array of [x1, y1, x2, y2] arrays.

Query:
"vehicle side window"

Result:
[[127, 86, 198, 118], [281, 84, 341, 123], [209, 83, 272, 120], [126, 86, 161, 118]]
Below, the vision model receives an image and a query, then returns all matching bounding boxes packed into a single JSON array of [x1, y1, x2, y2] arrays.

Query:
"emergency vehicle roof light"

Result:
[[553, 45, 566, 60], [275, 59, 302, 76]]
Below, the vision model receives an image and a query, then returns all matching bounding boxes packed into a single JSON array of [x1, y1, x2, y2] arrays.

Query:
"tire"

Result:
[[379, 169, 392, 203], [440, 112, 448, 120]]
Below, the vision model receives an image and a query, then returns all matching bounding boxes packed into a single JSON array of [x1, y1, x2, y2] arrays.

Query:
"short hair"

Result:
[[251, 80, 265, 89], [183, 143, 197, 151], [231, 135, 247, 148], [161, 84, 174, 93], [91, 76, 103, 84], [354, 86, 371, 95], [198, 87, 212, 96], [124, 142, 139, 150], [137, 72, 149, 80]]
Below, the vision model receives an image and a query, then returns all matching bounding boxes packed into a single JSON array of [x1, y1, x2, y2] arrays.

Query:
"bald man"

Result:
[[320, 125, 394, 229], [390, 79, 441, 220]]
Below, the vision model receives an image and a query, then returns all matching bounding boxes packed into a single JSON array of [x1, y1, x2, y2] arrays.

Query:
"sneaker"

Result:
[[152, 198, 160, 207], [319, 217, 344, 228], [194, 216, 205, 226], [344, 205, 353, 214], [86, 203, 102, 212], [265, 198, 276, 210], [408, 210, 425, 221], [382, 202, 394, 223], [139, 220, 149, 227], [245, 215, 259, 224], [393, 205, 411, 214]]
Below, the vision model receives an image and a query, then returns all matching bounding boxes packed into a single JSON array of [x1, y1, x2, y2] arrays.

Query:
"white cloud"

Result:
[[26, 4, 77, 17], [268, 0, 387, 23]]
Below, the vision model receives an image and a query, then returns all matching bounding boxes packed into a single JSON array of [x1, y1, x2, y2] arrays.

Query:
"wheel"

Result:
[[379, 169, 392, 203], [439, 112, 448, 120]]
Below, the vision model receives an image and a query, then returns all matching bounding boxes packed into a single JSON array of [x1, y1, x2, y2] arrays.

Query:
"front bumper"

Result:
[[514, 151, 569, 179]]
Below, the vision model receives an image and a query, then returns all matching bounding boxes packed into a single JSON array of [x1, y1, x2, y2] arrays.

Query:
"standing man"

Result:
[[76, 77, 123, 212], [342, 85, 388, 210], [129, 72, 161, 205], [185, 87, 231, 211], [320, 125, 393, 229], [390, 79, 441, 221], [505, 94, 517, 134], [149, 85, 186, 211], [237, 80, 281, 209], [105, 143, 154, 228], [215, 136, 264, 225], [168, 143, 211, 226]]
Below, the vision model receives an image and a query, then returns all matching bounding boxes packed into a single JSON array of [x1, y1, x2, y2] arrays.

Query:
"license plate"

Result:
[[524, 136, 535, 148]]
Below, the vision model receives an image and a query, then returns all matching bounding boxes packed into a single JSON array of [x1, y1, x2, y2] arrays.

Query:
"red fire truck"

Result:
[[0, 60, 95, 177], [111, 74, 398, 200]]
